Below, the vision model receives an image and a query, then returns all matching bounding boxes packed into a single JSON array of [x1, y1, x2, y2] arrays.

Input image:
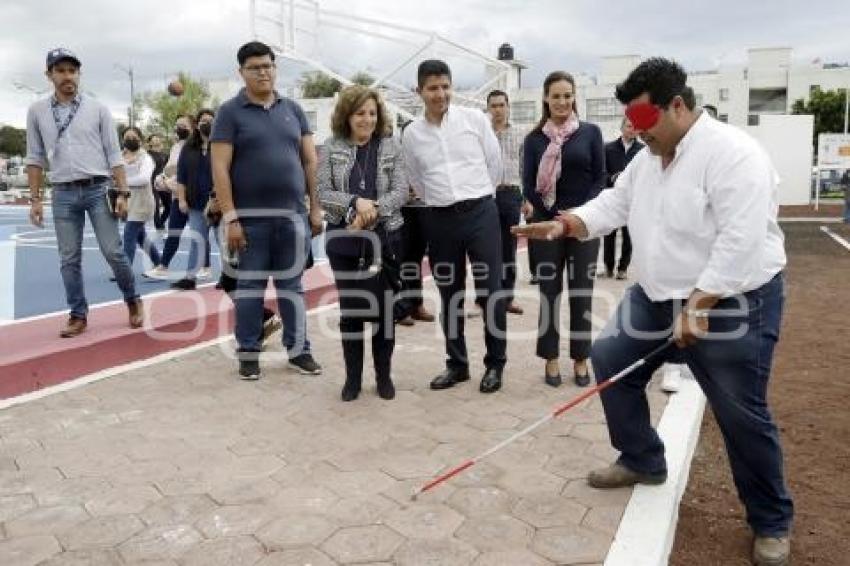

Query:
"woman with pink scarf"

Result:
[[522, 71, 606, 388]]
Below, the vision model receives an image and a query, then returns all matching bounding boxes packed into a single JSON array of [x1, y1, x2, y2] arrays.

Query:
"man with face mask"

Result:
[[25, 48, 143, 337], [514, 57, 792, 566]]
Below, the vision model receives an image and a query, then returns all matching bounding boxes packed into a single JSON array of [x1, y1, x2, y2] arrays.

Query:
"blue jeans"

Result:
[[52, 182, 139, 318], [159, 201, 211, 269], [123, 220, 161, 268], [185, 209, 213, 279], [235, 215, 311, 356], [590, 274, 793, 536]]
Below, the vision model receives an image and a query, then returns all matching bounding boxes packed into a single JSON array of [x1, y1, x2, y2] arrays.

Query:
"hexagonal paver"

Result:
[[181, 536, 265, 566], [256, 514, 337, 549], [271, 486, 339, 514], [208, 477, 281, 505], [0, 535, 62, 566], [393, 538, 479, 566], [34, 477, 111, 506], [60, 515, 145, 550], [466, 413, 521, 432], [455, 514, 534, 552], [321, 525, 403, 563], [39, 548, 123, 565], [385, 503, 465, 540], [256, 548, 337, 566], [5, 505, 90, 537], [512, 494, 587, 528], [139, 495, 218, 527], [85, 485, 162, 516], [446, 461, 504, 488], [581, 505, 625, 535], [194, 504, 273, 538], [117, 524, 203, 563], [379, 453, 445, 480], [531, 524, 612, 564], [544, 452, 609, 481], [328, 495, 399, 527], [561, 479, 632, 507], [472, 550, 553, 566], [383, 479, 455, 506], [319, 470, 397, 498], [497, 467, 565, 496], [0, 494, 37, 523], [447, 486, 514, 518]]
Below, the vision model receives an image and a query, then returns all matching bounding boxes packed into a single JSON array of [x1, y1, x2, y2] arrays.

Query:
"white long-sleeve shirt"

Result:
[[573, 112, 786, 301], [402, 105, 502, 206]]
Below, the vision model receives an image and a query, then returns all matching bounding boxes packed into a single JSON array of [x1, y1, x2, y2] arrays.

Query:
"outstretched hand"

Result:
[[511, 220, 564, 240]]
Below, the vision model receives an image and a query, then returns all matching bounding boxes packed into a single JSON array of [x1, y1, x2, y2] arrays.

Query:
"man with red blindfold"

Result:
[[513, 57, 791, 566]]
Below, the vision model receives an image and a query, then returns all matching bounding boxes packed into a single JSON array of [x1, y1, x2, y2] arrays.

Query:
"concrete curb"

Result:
[[604, 372, 707, 566]]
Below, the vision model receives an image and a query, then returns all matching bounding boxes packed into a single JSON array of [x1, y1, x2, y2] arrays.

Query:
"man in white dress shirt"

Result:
[[514, 58, 792, 566], [402, 59, 506, 394]]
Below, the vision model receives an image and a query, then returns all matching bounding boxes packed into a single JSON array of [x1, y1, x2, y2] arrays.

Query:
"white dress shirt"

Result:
[[402, 105, 502, 206], [574, 113, 786, 301]]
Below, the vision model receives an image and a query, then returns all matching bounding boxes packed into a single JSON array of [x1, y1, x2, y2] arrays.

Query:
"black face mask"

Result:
[[199, 123, 212, 137], [175, 127, 190, 140], [124, 139, 141, 152]]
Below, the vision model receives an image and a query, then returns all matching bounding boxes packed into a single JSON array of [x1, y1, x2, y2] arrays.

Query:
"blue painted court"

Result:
[[0, 206, 327, 321]]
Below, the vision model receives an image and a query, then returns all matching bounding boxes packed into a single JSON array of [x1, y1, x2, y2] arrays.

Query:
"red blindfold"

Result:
[[625, 102, 661, 130]]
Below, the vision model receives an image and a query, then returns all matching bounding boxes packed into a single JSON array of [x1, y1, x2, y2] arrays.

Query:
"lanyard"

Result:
[[51, 96, 81, 143]]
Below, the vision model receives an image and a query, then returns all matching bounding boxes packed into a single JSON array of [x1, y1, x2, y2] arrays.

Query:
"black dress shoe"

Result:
[[574, 371, 591, 387], [479, 368, 502, 393], [341, 381, 361, 402], [430, 368, 470, 390], [545, 371, 562, 387]]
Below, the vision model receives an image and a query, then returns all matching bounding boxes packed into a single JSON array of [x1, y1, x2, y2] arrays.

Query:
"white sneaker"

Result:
[[660, 364, 683, 393], [197, 267, 212, 280], [143, 266, 169, 280]]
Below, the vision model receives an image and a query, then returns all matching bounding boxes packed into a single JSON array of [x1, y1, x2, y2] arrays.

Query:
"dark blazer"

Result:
[[604, 137, 644, 187], [522, 121, 606, 220]]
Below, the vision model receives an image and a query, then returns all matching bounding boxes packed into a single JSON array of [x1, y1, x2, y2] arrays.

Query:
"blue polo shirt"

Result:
[[211, 88, 311, 214]]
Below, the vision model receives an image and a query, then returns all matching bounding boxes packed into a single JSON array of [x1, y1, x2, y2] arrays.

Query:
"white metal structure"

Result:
[[248, 0, 513, 119]]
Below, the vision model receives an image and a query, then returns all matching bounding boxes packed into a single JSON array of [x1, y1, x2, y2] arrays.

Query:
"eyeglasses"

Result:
[[242, 63, 276, 75], [625, 102, 662, 131]]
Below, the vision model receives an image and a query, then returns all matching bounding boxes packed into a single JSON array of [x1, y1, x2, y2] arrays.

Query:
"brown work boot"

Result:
[[753, 535, 790, 566], [587, 462, 667, 489], [59, 316, 87, 338], [411, 306, 435, 322], [128, 300, 144, 329]]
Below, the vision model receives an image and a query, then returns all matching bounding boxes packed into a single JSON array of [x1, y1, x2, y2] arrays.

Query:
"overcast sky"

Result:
[[1, 0, 848, 128]]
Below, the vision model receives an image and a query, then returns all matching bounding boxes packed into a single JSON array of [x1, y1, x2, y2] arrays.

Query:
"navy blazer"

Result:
[[604, 137, 644, 187], [522, 121, 606, 220]]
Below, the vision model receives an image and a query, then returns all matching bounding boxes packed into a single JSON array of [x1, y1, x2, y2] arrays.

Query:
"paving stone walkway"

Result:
[[0, 269, 669, 565]]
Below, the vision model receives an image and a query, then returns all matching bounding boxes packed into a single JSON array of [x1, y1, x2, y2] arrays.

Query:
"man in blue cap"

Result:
[[26, 48, 143, 337]]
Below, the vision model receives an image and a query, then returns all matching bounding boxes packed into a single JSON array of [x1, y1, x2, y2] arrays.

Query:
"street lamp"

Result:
[[114, 63, 136, 127]]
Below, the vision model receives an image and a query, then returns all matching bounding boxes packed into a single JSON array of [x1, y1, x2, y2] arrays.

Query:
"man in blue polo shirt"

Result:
[[26, 48, 143, 338], [212, 41, 323, 380]]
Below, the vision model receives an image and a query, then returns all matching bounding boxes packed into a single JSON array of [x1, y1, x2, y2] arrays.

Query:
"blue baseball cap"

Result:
[[46, 48, 81, 70]]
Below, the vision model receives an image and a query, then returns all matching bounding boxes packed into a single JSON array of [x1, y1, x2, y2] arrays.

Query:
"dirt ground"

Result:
[[670, 222, 850, 565], [778, 202, 844, 218]]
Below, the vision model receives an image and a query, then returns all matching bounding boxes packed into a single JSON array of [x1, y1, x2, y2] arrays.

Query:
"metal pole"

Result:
[[129, 66, 135, 128], [844, 86, 848, 134]]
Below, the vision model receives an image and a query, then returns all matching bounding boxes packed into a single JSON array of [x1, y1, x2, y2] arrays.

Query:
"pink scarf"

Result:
[[536, 115, 580, 209]]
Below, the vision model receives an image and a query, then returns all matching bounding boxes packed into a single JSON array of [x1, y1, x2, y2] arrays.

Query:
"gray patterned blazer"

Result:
[[317, 135, 407, 232]]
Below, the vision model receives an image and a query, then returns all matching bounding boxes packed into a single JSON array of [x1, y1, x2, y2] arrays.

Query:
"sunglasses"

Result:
[[625, 102, 662, 131]]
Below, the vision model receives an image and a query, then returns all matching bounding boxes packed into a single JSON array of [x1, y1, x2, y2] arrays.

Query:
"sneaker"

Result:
[[170, 278, 196, 291], [197, 267, 212, 280], [238, 359, 261, 381], [752, 535, 790, 566], [587, 462, 667, 489], [128, 300, 144, 329], [143, 265, 169, 280], [616, 270, 628, 280], [660, 364, 683, 393], [261, 314, 282, 344], [289, 353, 322, 375]]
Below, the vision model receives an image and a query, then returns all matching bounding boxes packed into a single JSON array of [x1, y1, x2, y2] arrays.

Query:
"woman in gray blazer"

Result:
[[318, 85, 408, 401]]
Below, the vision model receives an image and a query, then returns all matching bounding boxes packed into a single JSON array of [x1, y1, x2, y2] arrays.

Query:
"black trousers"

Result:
[[495, 188, 522, 301], [531, 235, 599, 361], [424, 197, 507, 371], [603, 226, 632, 273], [153, 189, 171, 231], [327, 251, 394, 383], [395, 204, 429, 318]]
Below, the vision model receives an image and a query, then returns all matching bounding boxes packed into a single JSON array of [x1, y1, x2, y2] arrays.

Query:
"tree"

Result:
[[299, 70, 377, 98], [0, 125, 27, 157], [792, 87, 848, 149], [139, 72, 217, 136]]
